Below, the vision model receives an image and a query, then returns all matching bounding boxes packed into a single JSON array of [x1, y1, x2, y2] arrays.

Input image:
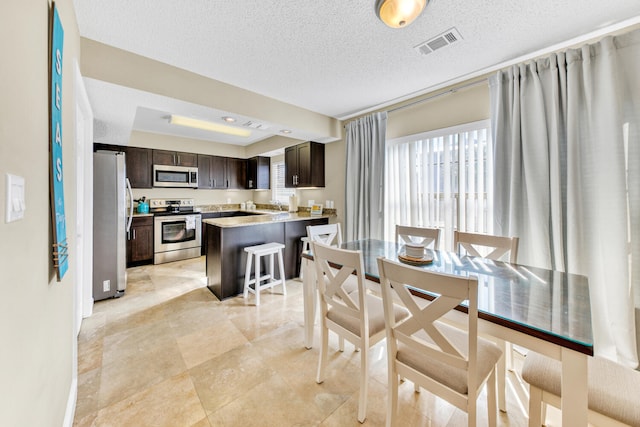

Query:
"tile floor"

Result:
[[74, 256, 547, 426]]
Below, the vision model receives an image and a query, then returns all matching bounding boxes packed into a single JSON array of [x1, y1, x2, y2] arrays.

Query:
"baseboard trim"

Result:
[[62, 376, 77, 427]]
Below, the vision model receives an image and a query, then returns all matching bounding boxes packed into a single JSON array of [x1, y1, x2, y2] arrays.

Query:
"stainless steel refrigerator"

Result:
[[93, 151, 133, 301]]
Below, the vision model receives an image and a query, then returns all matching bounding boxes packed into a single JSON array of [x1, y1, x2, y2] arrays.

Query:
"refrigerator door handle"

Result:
[[126, 177, 134, 235]]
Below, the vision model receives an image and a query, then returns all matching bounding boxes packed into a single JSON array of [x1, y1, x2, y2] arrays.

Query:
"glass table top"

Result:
[[306, 239, 593, 354]]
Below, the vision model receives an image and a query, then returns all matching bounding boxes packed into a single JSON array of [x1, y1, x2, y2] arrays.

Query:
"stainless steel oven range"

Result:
[[150, 198, 202, 264]]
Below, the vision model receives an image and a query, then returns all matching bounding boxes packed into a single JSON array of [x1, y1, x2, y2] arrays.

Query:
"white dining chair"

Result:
[[395, 224, 441, 249], [377, 256, 503, 427], [453, 230, 520, 412], [300, 223, 343, 279], [453, 231, 519, 263], [312, 242, 409, 423], [522, 351, 640, 426], [302, 223, 349, 349]]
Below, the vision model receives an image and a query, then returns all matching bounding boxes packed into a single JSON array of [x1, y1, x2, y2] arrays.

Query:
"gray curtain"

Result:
[[345, 112, 387, 241], [490, 29, 640, 367]]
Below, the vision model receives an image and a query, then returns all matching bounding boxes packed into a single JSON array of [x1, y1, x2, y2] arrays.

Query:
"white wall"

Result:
[[0, 0, 81, 425]]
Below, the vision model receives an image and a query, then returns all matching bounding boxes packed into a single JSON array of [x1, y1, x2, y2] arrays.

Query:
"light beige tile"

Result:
[[74, 367, 101, 421], [78, 335, 103, 374], [207, 373, 324, 426], [101, 319, 175, 362], [93, 372, 206, 427], [189, 342, 275, 414], [98, 337, 186, 407], [318, 376, 388, 426], [166, 302, 228, 337], [176, 321, 248, 369]]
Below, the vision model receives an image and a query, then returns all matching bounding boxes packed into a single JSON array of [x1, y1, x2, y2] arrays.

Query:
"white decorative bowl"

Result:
[[404, 243, 425, 258]]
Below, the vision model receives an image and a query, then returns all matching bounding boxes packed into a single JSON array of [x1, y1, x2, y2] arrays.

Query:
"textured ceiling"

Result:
[[74, 0, 640, 147]]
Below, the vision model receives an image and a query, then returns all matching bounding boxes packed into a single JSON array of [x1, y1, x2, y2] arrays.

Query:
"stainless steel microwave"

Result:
[[152, 164, 198, 188]]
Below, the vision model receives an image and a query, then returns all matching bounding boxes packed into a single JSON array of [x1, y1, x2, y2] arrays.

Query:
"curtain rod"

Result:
[[387, 78, 488, 114]]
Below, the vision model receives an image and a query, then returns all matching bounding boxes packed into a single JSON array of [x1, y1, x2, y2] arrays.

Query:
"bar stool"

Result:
[[243, 242, 286, 305]]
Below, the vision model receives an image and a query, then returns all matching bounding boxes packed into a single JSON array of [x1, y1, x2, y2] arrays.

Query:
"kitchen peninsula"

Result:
[[204, 212, 330, 300]]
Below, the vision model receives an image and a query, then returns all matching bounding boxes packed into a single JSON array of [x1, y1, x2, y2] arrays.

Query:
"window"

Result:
[[272, 161, 295, 203], [385, 120, 493, 250]]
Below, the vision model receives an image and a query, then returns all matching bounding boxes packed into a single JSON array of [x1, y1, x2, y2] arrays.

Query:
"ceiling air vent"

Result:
[[242, 120, 270, 130], [414, 27, 462, 56]]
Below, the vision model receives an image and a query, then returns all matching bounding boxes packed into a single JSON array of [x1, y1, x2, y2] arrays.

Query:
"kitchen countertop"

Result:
[[203, 211, 333, 228], [132, 212, 154, 217]]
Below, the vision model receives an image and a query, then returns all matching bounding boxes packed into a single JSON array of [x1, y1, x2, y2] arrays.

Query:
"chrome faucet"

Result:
[[272, 200, 283, 211]]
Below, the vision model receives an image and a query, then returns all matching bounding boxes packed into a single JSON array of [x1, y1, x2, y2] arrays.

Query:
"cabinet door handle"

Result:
[[133, 229, 136, 239], [177, 155, 181, 164], [226, 180, 229, 187]]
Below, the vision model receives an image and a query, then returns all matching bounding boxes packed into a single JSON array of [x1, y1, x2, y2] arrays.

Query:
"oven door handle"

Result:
[[126, 178, 134, 234]]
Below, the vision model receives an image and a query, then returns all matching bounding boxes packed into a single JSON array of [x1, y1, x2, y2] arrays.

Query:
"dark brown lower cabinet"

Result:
[[127, 216, 154, 267], [200, 212, 221, 255], [205, 217, 328, 300]]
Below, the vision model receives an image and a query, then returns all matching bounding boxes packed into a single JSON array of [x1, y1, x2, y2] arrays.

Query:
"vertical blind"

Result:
[[272, 161, 294, 203], [385, 120, 493, 250]]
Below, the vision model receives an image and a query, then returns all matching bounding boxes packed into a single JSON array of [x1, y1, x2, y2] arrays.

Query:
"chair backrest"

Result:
[[453, 231, 519, 263], [311, 241, 367, 333], [376, 256, 479, 389], [307, 223, 343, 247], [395, 225, 441, 249]]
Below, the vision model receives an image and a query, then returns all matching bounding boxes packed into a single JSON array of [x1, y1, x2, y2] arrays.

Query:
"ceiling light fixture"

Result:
[[169, 115, 251, 137], [222, 116, 236, 123], [280, 129, 292, 134], [375, 0, 427, 28]]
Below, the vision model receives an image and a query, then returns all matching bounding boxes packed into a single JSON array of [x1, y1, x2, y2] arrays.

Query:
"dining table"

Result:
[[301, 239, 593, 427]]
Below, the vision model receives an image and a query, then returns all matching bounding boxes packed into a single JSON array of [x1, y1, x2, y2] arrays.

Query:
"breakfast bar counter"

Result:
[[204, 212, 330, 300]]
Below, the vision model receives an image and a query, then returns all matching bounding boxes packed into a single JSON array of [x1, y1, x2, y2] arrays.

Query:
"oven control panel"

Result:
[[149, 198, 194, 209]]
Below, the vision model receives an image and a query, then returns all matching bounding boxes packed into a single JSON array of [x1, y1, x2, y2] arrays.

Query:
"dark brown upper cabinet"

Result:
[[152, 149, 198, 167], [198, 155, 246, 189], [285, 141, 325, 188], [247, 156, 270, 190], [227, 158, 247, 189], [125, 147, 152, 188]]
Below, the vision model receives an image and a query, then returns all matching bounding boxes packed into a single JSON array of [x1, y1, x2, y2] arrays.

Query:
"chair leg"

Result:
[[387, 363, 398, 427], [277, 249, 286, 295], [316, 320, 329, 384], [496, 339, 507, 412], [506, 342, 514, 371], [268, 253, 275, 292], [467, 391, 477, 427], [255, 254, 261, 306], [528, 385, 543, 427], [487, 368, 498, 427], [357, 342, 368, 423], [243, 252, 253, 299]]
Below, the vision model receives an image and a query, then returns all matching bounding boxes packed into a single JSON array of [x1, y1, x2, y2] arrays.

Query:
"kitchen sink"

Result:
[[219, 211, 265, 218]]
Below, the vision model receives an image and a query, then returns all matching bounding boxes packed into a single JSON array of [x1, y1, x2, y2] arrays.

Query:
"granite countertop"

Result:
[[132, 212, 154, 217], [203, 212, 333, 228]]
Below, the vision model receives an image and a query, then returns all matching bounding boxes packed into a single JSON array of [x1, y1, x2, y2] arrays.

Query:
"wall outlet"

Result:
[[103, 280, 110, 292]]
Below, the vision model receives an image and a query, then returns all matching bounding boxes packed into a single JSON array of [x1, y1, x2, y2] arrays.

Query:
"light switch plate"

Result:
[[6, 173, 25, 223]]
